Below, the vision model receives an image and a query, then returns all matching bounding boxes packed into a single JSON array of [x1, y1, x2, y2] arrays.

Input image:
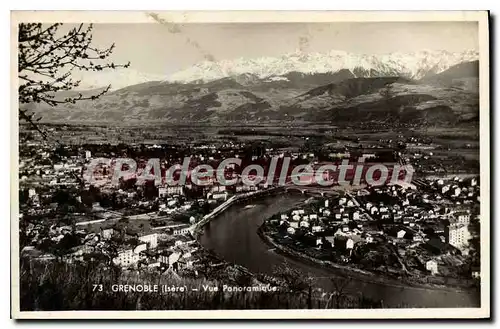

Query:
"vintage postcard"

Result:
[[11, 11, 490, 319]]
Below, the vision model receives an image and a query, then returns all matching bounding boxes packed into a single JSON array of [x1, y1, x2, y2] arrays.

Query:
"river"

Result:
[[199, 193, 480, 308]]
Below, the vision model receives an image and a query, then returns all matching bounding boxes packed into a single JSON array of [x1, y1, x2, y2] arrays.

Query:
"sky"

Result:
[[68, 21, 479, 76]]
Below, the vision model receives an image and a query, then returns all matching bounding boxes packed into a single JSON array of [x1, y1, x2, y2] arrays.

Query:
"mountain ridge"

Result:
[[24, 71, 479, 126], [64, 49, 479, 90], [166, 49, 479, 84]]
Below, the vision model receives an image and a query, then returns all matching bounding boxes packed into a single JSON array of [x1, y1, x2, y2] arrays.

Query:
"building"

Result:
[[446, 224, 471, 251], [299, 221, 310, 228], [92, 202, 104, 212], [28, 188, 37, 198], [172, 224, 190, 236], [101, 228, 114, 240], [139, 233, 158, 249], [325, 236, 335, 247], [134, 243, 147, 254], [159, 186, 184, 198], [168, 251, 182, 267], [236, 185, 257, 192], [413, 234, 424, 242], [426, 259, 439, 275], [210, 185, 226, 193], [209, 192, 228, 201], [454, 211, 471, 225], [471, 267, 480, 279], [332, 236, 355, 254], [311, 225, 323, 233], [113, 248, 141, 267], [62, 245, 94, 263]]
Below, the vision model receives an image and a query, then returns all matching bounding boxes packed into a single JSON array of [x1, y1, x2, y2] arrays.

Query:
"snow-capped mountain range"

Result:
[[26, 49, 479, 124], [165, 49, 479, 83], [69, 49, 478, 90]]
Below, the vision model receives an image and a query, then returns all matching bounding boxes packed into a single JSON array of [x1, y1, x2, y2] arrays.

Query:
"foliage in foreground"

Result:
[[19, 260, 383, 310]]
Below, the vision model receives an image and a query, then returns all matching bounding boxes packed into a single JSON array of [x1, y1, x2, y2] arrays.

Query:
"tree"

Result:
[[272, 261, 316, 308], [18, 23, 130, 118], [272, 261, 314, 293], [56, 234, 81, 255], [325, 276, 352, 309]]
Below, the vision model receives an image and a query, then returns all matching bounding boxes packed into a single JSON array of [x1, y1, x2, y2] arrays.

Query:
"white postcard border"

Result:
[[10, 10, 490, 319]]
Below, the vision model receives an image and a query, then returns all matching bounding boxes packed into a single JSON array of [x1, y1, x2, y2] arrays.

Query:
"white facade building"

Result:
[[447, 224, 471, 250], [113, 249, 140, 267], [426, 260, 439, 275], [139, 233, 158, 249]]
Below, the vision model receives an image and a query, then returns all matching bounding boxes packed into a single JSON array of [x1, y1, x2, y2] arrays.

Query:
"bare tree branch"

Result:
[[18, 23, 130, 109]]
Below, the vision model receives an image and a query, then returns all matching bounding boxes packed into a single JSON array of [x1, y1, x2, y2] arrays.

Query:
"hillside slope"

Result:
[[23, 71, 479, 126]]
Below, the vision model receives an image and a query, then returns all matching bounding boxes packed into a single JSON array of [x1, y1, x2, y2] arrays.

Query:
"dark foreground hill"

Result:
[[20, 260, 383, 310]]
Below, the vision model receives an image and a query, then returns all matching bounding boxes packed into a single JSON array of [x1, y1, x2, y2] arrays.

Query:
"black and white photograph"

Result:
[[11, 11, 490, 319]]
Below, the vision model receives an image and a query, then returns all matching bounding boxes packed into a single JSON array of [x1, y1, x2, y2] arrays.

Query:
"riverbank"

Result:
[[190, 187, 287, 238], [199, 192, 479, 307], [193, 189, 477, 294], [257, 224, 478, 294]]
